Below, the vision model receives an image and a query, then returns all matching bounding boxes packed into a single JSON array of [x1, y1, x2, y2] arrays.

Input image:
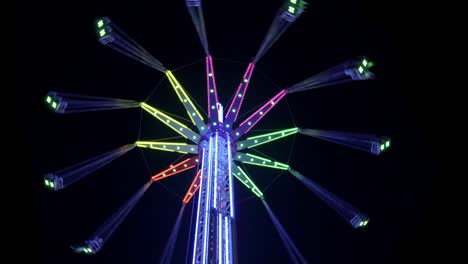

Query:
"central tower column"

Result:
[[193, 129, 235, 264]]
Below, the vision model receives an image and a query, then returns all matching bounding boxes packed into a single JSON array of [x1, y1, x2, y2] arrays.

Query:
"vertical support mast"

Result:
[[193, 131, 234, 264]]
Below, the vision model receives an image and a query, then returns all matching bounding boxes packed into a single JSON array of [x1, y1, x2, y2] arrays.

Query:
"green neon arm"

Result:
[[135, 141, 198, 154], [231, 163, 263, 198], [234, 152, 289, 170], [140, 102, 200, 143], [165, 70, 206, 132], [236, 127, 298, 150]]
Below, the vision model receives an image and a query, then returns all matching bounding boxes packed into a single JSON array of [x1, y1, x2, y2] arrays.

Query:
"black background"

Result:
[[18, 0, 444, 263]]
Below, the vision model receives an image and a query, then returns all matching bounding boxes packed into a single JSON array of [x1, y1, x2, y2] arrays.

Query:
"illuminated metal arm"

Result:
[[136, 141, 198, 154], [165, 71, 206, 132], [183, 170, 202, 204], [231, 163, 263, 198], [232, 89, 287, 139], [234, 152, 289, 170], [223, 63, 256, 128], [140, 102, 200, 143], [206, 56, 221, 126], [237, 127, 298, 150], [151, 157, 199, 182]]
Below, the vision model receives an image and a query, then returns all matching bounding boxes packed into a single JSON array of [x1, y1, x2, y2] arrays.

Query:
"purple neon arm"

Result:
[[224, 63, 255, 125], [233, 89, 287, 138], [206, 55, 219, 120]]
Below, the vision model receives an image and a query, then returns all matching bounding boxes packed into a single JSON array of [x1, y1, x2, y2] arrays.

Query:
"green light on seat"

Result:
[[97, 20, 104, 27], [290, 0, 297, 3], [52, 102, 57, 109], [50, 182, 55, 188], [44, 179, 49, 186], [288, 6, 295, 13], [386, 141, 390, 147], [46, 96, 51, 103], [362, 59, 368, 67], [358, 66, 364, 74], [99, 29, 106, 37], [380, 144, 385, 151]]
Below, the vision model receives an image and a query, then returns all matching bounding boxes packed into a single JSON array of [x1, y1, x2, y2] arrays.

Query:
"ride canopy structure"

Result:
[[32, 0, 419, 263]]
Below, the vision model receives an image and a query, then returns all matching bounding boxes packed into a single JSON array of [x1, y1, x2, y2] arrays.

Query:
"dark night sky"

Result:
[[19, 0, 443, 263]]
